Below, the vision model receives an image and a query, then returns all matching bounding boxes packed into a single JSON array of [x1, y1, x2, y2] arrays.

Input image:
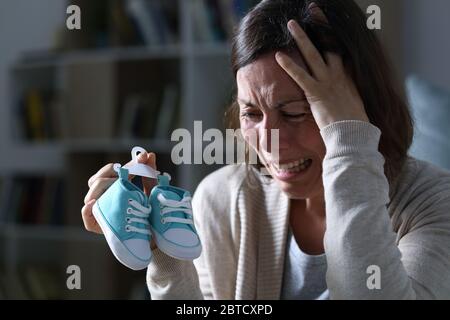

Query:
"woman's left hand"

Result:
[[275, 17, 369, 130]]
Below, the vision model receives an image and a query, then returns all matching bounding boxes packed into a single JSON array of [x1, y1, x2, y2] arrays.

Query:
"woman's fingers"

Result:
[[87, 153, 149, 187], [150, 238, 158, 251], [84, 177, 116, 205], [125, 153, 147, 182], [83, 150, 158, 236], [88, 163, 117, 188], [81, 199, 102, 234], [287, 20, 327, 80], [141, 152, 157, 196], [275, 51, 316, 93], [87, 151, 158, 198], [126, 152, 158, 195], [325, 52, 344, 72]]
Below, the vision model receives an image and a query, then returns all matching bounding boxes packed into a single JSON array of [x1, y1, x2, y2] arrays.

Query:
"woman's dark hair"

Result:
[[226, 0, 414, 184]]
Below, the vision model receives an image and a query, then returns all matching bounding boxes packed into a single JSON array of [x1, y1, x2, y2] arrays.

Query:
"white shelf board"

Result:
[[11, 42, 232, 70], [12, 44, 184, 70], [62, 138, 174, 154], [0, 224, 100, 242], [62, 45, 184, 63], [0, 139, 174, 174], [8, 138, 173, 153], [0, 143, 66, 174]]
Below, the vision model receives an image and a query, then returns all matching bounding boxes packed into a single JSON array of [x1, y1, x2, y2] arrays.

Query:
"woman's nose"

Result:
[[258, 116, 289, 154]]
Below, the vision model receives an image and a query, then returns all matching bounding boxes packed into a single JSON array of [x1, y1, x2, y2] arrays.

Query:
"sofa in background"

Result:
[[406, 75, 450, 171]]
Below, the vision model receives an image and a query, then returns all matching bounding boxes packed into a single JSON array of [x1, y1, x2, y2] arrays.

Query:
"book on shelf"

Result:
[[14, 59, 180, 142], [0, 177, 6, 223], [109, 0, 144, 47], [218, 0, 238, 40], [117, 83, 180, 141], [124, 0, 179, 47], [20, 265, 64, 300], [192, 0, 217, 43], [16, 88, 65, 142], [64, 61, 116, 140], [13, 60, 117, 142], [16, 82, 181, 142], [21, 89, 46, 141], [206, 0, 228, 41], [117, 94, 143, 140], [154, 83, 180, 140], [192, 0, 260, 43], [0, 265, 64, 299], [119, 91, 161, 139], [125, 0, 160, 46], [3, 177, 66, 226], [0, 270, 29, 299], [54, 0, 180, 51], [0, 275, 5, 299], [148, 0, 176, 45], [55, 0, 110, 50]]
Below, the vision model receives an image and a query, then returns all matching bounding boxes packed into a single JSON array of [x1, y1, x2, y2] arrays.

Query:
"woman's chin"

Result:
[[279, 183, 316, 199], [268, 164, 322, 199]]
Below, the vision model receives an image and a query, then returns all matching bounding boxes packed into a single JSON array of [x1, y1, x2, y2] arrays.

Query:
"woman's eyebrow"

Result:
[[237, 98, 306, 108], [237, 98, 257, 107]]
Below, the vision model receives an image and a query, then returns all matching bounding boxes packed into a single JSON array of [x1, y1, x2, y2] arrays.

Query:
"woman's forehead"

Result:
[[236, 52, 307, 98], [237, 51, 307, 81]]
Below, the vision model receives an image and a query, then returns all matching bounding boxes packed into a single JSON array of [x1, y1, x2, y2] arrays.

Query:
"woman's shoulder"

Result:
[[397, 157, 450, 191], [192, 164, 249, 209], [196, 164, 249, 192], [390, 157, 450, 220], [191, 164, 253, 236]]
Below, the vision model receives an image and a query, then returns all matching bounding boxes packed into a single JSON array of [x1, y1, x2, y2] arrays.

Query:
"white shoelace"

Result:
[[157, 193, 194, 225], [125, 198, 151, 235]]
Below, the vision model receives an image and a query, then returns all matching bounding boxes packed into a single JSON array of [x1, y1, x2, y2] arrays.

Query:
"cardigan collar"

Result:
[[255, 178, 290, 299]]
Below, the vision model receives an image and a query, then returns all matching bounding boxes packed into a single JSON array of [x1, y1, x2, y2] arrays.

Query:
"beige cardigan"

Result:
[[147, 121, 450, 299]]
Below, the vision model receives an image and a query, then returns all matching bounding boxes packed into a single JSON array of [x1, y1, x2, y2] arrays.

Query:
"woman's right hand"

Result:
[[81, 152, 158, 251]]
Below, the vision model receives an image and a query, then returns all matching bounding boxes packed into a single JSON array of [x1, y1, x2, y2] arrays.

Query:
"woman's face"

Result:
[[237, 52, 326, 199]]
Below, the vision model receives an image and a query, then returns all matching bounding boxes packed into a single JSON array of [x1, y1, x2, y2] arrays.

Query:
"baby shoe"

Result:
[[149, 174, 201, 260], [93, 167, 152, 270]]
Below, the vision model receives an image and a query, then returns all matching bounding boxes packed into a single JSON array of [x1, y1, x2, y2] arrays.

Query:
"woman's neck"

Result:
[[290, 192, 326, 219], [289, 193, 326, 255]]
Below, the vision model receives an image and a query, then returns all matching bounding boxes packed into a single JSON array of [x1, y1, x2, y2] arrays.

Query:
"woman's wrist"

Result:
[[320, 120, 382, 158]]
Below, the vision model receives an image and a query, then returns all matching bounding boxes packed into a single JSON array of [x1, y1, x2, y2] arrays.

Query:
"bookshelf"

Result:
[[0, 0, 259, 299]]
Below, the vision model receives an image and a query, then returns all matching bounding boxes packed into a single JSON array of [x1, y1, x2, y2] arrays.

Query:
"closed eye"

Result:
[[281, 111, 311, 122], [282, 112, 307, 118], [240, 112, 263, 120]]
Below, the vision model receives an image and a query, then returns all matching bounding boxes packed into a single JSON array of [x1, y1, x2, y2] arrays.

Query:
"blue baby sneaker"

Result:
[[93, 167, 152, 270], [149, 174, 201, 260]]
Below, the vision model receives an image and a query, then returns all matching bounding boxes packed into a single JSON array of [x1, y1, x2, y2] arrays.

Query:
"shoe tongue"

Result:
[[162, 190, 182, 202], [161, 189, 192, 231], [132, 190, 145, 204]]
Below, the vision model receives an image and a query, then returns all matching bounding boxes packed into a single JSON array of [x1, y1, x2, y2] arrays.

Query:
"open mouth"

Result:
[[271, 158, 313, 174]]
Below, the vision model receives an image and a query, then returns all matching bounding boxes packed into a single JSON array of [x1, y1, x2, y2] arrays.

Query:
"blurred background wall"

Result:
[[0, 0, 449, 299], [402, 0, 450, 90]]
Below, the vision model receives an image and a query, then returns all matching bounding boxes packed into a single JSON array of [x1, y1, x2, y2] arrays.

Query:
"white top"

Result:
[[280, 229, 329, 300]]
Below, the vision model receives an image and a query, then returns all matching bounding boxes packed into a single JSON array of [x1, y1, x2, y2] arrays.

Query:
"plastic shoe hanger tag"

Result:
[[114, 146, 161, 179]]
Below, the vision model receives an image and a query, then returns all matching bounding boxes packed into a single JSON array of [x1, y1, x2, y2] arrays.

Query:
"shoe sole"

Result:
[[92, 202, 151, 270], [150, 226, 201, 261]]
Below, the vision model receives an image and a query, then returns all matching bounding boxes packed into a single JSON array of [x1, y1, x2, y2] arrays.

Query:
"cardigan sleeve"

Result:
[[146, 167, 237, 300], [321, 120, 450, 299], [145, 186, 212, 300], [146, 248, 204, 300]]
